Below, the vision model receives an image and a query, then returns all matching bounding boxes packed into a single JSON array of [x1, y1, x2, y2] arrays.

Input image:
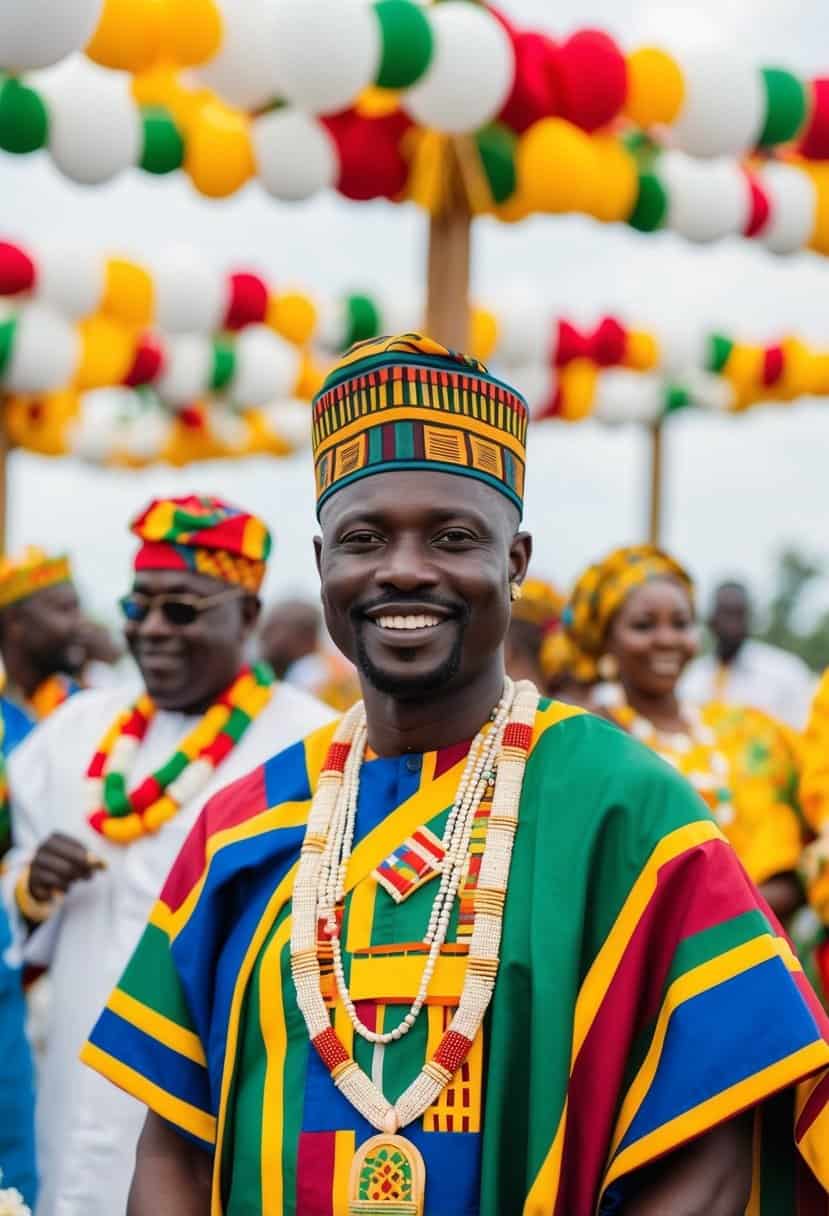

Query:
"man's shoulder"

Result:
[[526, 703, 713, 843], [200, 717, 340, 843], [744, 639, 812, 679], [266, 680, 338, 732]]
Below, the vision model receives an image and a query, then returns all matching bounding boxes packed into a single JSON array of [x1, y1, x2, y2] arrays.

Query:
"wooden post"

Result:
[[647, 422, 664, 545], [424, 140, 472, 351], [0, 405, 7, 556]]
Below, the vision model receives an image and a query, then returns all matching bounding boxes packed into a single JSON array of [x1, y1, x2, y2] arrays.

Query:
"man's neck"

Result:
[[362, 662, 508, 757], [716, 639, 744, 666]]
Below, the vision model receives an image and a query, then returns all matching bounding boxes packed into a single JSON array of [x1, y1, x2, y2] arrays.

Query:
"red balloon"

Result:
[[554, 29, 627, 133], [323, 110, 412, 202], [125, 334, 165, 386], [799, 79, 829, 159], [0, 240, 36, 295], [499, 31, 561, 134], [224, 272, 269, 331], [742, 169, 771, 237], [593, 317, 626, 366], [555, 320, 588, 366]]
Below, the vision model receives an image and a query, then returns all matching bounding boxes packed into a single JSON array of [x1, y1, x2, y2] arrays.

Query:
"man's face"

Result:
[[315, 471, 531, 700], [124, 569, 258, 712], [14, 582, 84, 676], [710, 586, 750, 658]]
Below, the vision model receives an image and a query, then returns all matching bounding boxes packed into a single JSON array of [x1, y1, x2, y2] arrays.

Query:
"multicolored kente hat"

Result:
[[563, 544, 694, 682], [130, 495, 272, 592], [0, 546, 73, 609], [311, 333, 529, 517]]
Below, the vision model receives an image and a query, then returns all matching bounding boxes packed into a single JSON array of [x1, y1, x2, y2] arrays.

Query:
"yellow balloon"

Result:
[[625, 47, 685, 127], [86, 0, 166, 73], [185, 101, 254, 197], [723, 343, 764, 397], [810, 352, 829, 395], [356, 87, 401, 118], [804, 163, 829, 255], [294, 353, 325, 401], [75, 317, 134, 390], [495, 191, 532, 223], [102, 258, 155, 327], [161, 0, 223, 66], [778, 337, 813, 400], [589, 137, 638, 223], [624, 331, 659, 372], [559, 359, 598, 421], [470, 307, 499, 362], [6, 391, 77, 455], [516, 119, 598, 215], [267, 292, 318, 347], [246, 409, 294, 457]]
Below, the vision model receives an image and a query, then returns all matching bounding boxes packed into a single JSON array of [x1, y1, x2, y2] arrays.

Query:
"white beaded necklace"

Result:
[[290, 678, 539, 1136]]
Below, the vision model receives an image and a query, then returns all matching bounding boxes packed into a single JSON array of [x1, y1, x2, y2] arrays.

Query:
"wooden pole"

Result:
[[424, 140, 472, 351], [647, 421, 664, 545]]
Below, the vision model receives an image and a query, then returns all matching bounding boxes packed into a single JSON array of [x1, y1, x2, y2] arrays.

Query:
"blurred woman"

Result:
[[563, 545, 805, 922]]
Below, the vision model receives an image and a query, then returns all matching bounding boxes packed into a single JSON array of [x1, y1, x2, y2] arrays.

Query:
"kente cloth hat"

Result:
[[0, 546, 72, 609], [311, 333, 529, 517], [130, 495, 272, 593]]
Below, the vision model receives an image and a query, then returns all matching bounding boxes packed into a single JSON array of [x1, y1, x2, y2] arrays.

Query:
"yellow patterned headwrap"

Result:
[[311, 332, 529, 517], [0, 547, 73, 609], [563, 545, 694, 682]]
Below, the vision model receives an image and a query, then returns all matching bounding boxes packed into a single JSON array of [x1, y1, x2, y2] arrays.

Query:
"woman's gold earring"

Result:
[[510, 582, 523, 602], [597, 653, 619, 681]]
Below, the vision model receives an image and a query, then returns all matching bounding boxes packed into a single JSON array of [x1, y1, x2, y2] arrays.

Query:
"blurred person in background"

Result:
[[682, 580, 817, 729], [504, 576, 565, 687], [2, 496, 333, 1216], [260, 596, 359, 710], [564, 546, 805, 923]]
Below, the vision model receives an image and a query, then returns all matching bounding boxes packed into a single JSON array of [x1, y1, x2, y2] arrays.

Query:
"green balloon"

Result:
[[664, 384, 692, 414], [0, 317, 17, 379], [475, 124, 517, 205], [628, 172, 667, 232], [758, 68, 808, 147], [210, 341, 236, 392], [140, 106, 185, 175], [374, 0, 433, 90], [0, 77, 48, 155], [345, 295, 382, 348], [706, 334, 734, 374]]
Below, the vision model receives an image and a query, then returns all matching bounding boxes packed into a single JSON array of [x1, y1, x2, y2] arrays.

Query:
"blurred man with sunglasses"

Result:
[[1, 495, 333, 1216]]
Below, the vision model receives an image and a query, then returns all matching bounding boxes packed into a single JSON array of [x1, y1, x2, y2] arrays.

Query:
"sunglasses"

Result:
[[119, 588, 244, 627]]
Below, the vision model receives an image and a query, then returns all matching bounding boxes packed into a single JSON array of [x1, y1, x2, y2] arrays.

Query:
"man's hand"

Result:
[[28, 833, 104, 902], [128, 1111, 212, 1215]]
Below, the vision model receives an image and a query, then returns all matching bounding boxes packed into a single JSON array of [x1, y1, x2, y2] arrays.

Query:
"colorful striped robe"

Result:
[[83, 702, 829, 1214]]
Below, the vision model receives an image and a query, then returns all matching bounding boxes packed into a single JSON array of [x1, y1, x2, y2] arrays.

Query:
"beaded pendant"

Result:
[[348, 1134, 425, 1216]]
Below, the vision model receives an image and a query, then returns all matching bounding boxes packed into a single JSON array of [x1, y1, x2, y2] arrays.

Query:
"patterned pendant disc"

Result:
[[348, 1134, 426, 1215]]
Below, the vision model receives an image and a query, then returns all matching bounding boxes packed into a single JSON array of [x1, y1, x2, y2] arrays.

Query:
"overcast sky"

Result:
[[4, 0, 829, 622]]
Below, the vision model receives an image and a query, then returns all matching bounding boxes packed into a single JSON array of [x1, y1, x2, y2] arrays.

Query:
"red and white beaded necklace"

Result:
[[290, 677, 539, 1157]]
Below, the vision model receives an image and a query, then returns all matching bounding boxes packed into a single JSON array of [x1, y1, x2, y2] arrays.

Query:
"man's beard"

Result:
[[354, 623, 465, 699]]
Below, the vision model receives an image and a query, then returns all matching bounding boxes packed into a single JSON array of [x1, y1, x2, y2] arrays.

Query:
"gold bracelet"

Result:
[[15, 866, 57, 924]]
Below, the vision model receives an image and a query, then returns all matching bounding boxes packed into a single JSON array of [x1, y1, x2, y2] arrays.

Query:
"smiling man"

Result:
[[85, 337, 829, 1215], [2, 495, 332, 1216]]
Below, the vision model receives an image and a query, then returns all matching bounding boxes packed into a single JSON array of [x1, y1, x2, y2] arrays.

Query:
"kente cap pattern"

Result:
[[130, 495, 272, 592], [0, 547, 72, 609], [311, 333, 529, 517]]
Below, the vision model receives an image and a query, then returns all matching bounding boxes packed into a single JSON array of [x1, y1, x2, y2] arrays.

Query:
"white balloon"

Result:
[[69, 390, 122, 462], [683, 367, 735, 411], [230, 325, 300, 406], [122, 400, 172, 461], [34, 242, 105, 318], [154, 247, 227, 333], [494, 301, 555, 367], [0, 0, 103, 72], [196, 0, 279, 110], [664, 152, 751, 243], [593, 370, 664, 426], [36, 57, 141, 184], [5, 304, 80, 392], [512, 365, 556, 418], [406, 2, 515, 135], [209, 405, 249, 450], [653, 319, 710, 375], [315, 295, 350, 350], [156, 336, 213, 405], [270, 0, 381, 115], [260, 399, 312, 450], [252, 108, 338, 201], [671, 48, 765, 158], [759, 163, 817, 255], [379, 291, 422, 339]]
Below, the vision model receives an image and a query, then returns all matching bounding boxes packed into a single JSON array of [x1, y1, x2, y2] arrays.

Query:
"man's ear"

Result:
[[313, 535, 323, 578], [508, 531, 533, 586], [241, 595, 262, 633]]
